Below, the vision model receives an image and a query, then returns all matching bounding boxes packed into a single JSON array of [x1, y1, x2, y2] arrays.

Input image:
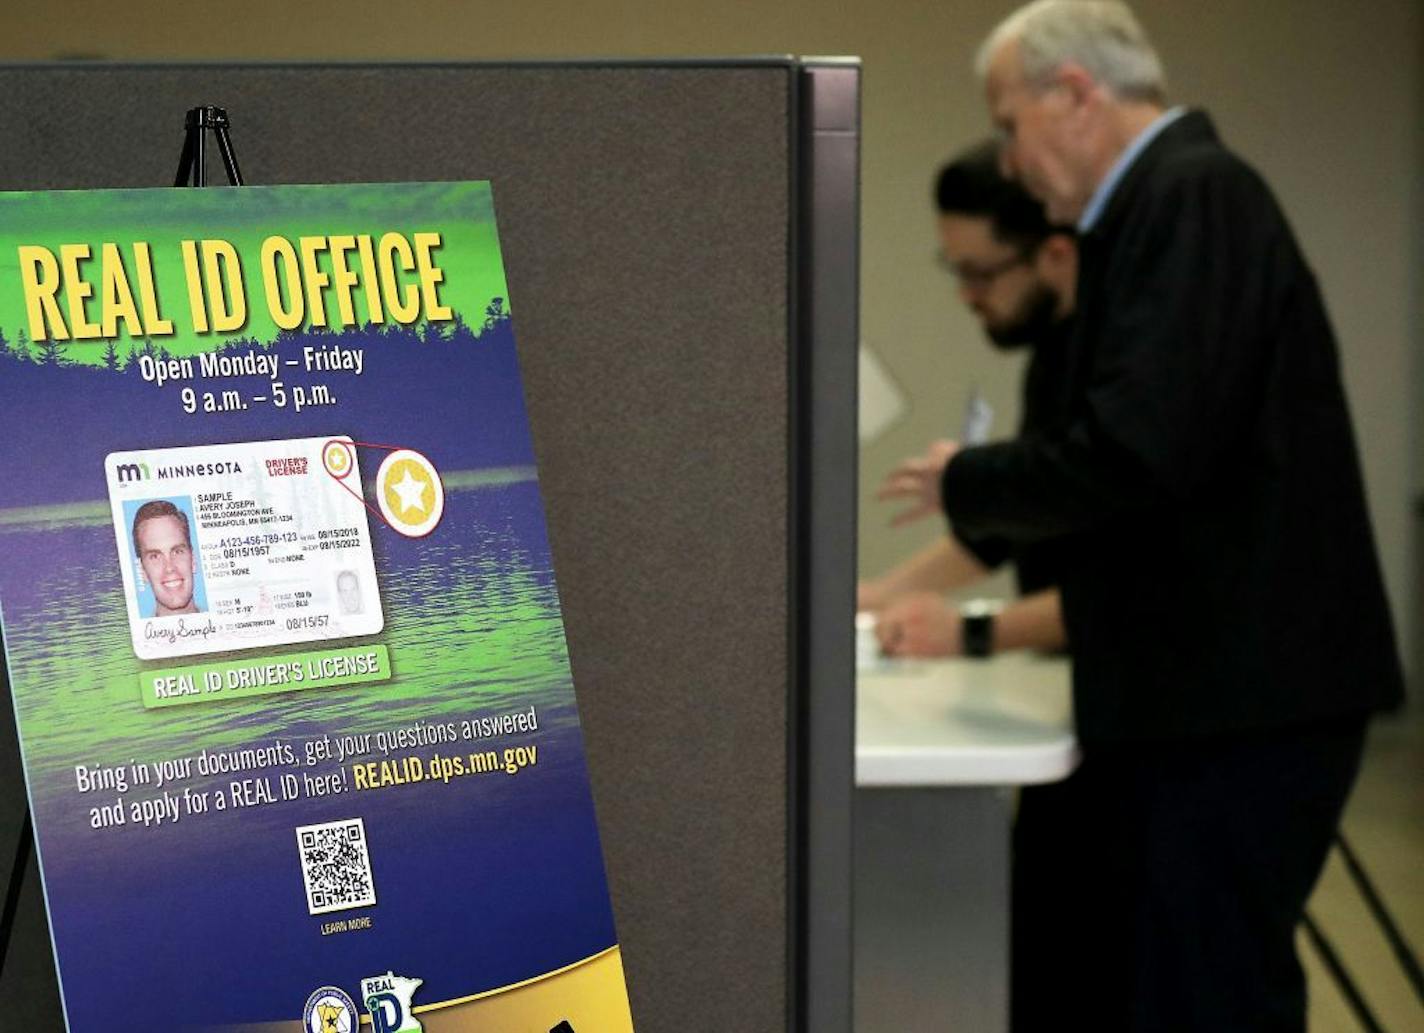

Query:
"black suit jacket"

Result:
[[942, 111, 1404, 745], [953, 318, 1076, 596]]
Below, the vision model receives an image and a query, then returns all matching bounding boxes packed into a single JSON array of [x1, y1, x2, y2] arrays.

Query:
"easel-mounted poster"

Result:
[[0, 181, 635, 1033]]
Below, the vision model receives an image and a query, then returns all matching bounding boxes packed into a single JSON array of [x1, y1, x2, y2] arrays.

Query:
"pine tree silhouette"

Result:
[[483, 297, 506, 332], [37, 334, 63, 366]]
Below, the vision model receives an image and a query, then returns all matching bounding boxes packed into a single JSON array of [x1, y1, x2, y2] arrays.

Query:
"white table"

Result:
[[854, 653, 1078, 1033]]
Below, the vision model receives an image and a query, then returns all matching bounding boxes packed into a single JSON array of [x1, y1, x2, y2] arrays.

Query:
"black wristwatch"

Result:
[[961, 599, 1001, 659]]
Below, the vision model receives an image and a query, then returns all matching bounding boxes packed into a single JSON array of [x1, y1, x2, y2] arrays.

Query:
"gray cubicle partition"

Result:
[[0, 60, 858, 1032]]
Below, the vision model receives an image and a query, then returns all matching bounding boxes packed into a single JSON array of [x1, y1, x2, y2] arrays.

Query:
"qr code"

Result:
[[295, 817, 377, 916]]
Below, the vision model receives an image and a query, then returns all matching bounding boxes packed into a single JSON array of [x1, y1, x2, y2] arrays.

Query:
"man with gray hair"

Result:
[[879, 2, 1403, 1029]]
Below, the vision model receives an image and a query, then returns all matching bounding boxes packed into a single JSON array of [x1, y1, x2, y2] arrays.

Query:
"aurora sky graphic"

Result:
[[0, 183, 635, 1032]]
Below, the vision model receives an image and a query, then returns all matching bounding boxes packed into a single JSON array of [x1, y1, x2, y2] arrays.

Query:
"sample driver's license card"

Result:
[[105, 436, 384, 660]]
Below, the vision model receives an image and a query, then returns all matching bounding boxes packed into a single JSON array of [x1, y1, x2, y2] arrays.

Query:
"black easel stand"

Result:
[[174, 105, 244, 187], [1, 106, 247, 988]]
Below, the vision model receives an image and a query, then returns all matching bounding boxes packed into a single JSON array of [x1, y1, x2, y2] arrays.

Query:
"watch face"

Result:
[[963, 611, 995, 658]]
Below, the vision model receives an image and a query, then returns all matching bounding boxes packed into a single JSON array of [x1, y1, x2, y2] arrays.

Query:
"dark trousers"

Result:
[[1011, 716, 1368, 1033]]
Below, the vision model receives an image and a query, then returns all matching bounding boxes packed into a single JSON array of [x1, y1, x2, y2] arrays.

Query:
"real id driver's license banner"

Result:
[[0, 183, 634, 1033]]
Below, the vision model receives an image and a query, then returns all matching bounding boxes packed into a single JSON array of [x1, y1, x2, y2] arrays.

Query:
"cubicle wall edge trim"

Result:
[[0, 57, 806, 73], [788, 58, 860, 1033], [786, 63, 807, 1033]]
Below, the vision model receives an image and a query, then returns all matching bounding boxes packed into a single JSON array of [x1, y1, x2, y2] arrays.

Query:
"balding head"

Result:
[[977, 1, 1165, 103], [976, 1, 1169, 223]]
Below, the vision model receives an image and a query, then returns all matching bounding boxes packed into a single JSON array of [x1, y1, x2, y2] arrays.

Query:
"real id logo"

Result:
[[362, 970, 425, 1033]]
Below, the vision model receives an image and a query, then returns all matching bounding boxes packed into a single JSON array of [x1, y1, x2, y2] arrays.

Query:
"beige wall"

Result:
[[2, 0, 1419, 671]]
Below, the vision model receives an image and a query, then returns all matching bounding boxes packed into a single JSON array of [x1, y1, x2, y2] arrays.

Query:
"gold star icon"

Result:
[[388, 467, 428, 515], [376, 449, 445, 537], [322, 440, 355, 479]]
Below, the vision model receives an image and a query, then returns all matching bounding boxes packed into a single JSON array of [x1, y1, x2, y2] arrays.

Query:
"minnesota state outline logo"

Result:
[[302, 985, 359, 1033]]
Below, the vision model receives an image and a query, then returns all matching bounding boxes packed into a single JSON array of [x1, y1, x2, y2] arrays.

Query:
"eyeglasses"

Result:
[[935, 250, 1030, 290]]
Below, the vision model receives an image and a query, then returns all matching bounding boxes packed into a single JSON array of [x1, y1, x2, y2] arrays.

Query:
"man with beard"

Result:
[[862, 140, 1074, 658]]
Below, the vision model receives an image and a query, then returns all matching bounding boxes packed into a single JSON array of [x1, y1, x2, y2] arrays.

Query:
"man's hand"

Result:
[[857, 579, 889, 613], [874, 592, 962, 657], [876, 439, 960, 527]]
